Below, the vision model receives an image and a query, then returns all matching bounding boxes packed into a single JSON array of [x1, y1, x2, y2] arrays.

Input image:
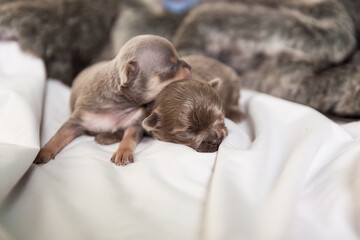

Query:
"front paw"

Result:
[[111, 148, 134, 166], [33, 148, 55, 164]]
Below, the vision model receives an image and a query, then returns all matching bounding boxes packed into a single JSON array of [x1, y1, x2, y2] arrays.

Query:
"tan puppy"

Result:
[[142, 55, 244, 152], [34, 35, 191, 165], [182, 55, 244, 123], [142, 79, 228, 152]]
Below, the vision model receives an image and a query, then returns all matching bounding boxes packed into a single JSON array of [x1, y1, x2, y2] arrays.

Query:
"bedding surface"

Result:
[[0, 42, 45, 206], [0, 42, 359, 240]]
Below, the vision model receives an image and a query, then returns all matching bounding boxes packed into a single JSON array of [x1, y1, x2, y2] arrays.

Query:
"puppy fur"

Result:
[[34, 35, 192, 165], [182, 55, 244, 123], [143, 79, 228, 153]]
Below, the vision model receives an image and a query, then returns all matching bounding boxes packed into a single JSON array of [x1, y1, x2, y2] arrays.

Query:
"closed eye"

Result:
[[174, 131, 195, 140], [159, 64, 177, 81]]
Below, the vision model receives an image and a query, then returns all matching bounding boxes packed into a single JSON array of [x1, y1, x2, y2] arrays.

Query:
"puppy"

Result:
[[142, 78, 228, 153], [34, 35, 192, 166], [181, 55, 244, 123]]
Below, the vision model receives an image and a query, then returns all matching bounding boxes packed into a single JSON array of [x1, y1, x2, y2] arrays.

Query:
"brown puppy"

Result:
[[182, 55, 244, 123], [142, 79, 228, 153], [34, 35, 191, 165]]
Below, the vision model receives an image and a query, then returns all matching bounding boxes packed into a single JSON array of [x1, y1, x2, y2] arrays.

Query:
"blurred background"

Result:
[[0, 0, 359, 117]]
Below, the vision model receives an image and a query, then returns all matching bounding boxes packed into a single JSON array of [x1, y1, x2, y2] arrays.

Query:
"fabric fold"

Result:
[[202, 92, 359, 240], [0, 41, 45, 204]]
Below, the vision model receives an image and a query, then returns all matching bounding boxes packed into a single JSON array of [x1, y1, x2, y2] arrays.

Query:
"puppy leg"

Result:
[[111, 125, 143, 166], [34, 118, 85, 164], [94, 129, 124, 145]]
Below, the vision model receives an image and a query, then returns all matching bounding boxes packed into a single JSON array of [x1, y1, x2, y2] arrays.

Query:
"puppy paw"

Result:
[[111, 148, 134, 166], [33, 148, 55, 164], [95, 132, 123, 145]]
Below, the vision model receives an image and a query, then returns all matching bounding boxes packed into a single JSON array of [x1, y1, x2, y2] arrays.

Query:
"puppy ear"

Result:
[[142, 112, 159, 132], [208, 78, 223, 91], [121, 61, 139, 87]]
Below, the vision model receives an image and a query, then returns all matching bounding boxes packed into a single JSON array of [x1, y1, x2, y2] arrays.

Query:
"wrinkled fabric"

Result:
[[0, 42, 45, 205]]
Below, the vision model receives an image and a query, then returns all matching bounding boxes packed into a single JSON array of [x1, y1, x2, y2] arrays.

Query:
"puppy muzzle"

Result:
[[179, 60, 192, 78], [196, 131, 223, 153]]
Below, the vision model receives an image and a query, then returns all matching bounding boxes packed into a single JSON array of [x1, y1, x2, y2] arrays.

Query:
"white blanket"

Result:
[[0, 42, 359, 240], [0, 42, 45, 204]]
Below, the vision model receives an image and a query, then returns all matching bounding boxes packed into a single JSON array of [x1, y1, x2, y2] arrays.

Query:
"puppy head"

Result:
[[142, 79, 228, 152], [116, 35, 192, 103]]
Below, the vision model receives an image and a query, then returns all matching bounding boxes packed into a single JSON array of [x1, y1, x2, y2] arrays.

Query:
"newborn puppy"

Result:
[[34, 35, 191, 166], [142, 79, 228, 152], [182, 55, 244, 123]]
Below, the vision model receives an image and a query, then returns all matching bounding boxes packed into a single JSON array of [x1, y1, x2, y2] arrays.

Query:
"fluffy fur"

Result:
[[142, 55, 244, 152], [143, 79, 228, 153], [182, 55, 244, 122]]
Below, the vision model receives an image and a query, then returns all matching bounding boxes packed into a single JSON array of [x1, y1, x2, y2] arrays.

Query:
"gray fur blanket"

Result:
[[0, 0, 359, 118]]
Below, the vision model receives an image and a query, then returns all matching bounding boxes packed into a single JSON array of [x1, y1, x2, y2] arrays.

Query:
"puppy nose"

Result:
[[206, 137, 221, 146], [209, 130, 216, 137], [179, 60, 192, 72], [202, 131, 222, 152], [206, 132, 221, 147]]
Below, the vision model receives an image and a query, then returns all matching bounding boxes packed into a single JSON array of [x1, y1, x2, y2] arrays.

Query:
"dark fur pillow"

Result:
[[1, 0, 359, 117], [173, 0, 360, 117], [0, 0, 120, 85]]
